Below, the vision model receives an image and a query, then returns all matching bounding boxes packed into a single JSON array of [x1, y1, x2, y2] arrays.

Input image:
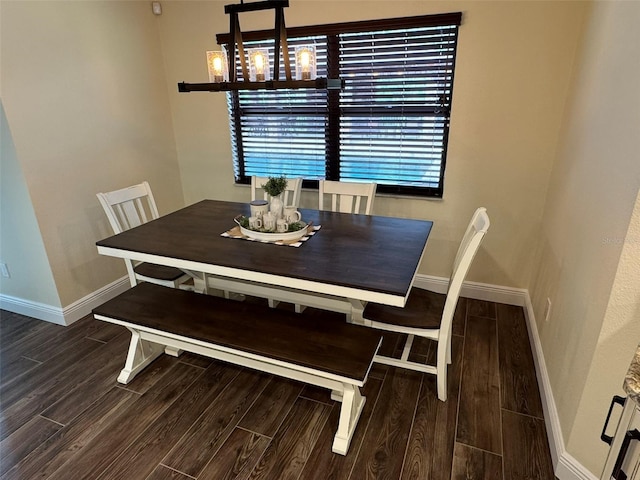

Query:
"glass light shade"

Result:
[[248, 49, 270, 82], [295, 46, 316, 81], [207, 51, 228, 83]]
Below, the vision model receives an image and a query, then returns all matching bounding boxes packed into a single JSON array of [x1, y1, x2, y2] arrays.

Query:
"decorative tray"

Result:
[[234, 215, 311, 242]]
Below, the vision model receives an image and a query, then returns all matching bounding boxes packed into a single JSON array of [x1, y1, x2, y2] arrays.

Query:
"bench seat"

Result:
[[93, 282, 382, 455]]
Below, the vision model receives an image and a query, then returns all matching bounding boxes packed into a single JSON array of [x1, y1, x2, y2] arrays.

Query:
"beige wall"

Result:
[[529, 0, 640, 473], [159, 0, 588, 288], [0, 1, 185, 306], [1, 102, 61, 307], [570, 190, 640, 474]]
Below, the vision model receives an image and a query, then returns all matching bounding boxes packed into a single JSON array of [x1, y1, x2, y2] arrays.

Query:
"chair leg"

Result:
[[437, 340, 448, 402], [436, 369, 447, 402], [400, 334, 414, 361]]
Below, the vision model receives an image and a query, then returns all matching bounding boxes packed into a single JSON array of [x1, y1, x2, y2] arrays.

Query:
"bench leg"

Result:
[[332, 385, 365, 455], [117, 329, 164, 384], [164, 346, 183, 357], [268, 298, 280, 308]]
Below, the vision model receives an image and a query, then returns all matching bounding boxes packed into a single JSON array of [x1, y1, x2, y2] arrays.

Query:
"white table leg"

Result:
[[192, 272, 208, 294], [348, 299, 367, 325], [332, 384, 366, 455], [117, 329, 164, 384]]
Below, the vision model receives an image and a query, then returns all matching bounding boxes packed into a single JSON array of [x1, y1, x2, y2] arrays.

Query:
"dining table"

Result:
[[96, 199, 433, 321]]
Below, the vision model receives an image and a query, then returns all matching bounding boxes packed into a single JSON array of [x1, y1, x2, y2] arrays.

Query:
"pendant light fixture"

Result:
[[206, 51, 229, 83], [178, 0, 343, 93]]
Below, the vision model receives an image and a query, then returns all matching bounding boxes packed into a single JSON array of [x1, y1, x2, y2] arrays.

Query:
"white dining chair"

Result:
[[362, 207, 490, 401], [251, 176, 303, 207], [97, 181, 196, 290], [318, 180, 376, 214]]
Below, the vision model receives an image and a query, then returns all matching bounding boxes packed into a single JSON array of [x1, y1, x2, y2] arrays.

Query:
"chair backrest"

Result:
[[251, 176, 303, 207], [96, 181, 159, 234], [440, 207, 490, 333], [318, 180, 376, 215]]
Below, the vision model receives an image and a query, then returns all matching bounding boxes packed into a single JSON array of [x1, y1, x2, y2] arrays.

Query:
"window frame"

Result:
[[218, 12, 462, 198]]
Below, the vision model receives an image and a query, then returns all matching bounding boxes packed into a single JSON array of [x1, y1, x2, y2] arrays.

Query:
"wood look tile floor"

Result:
[[0, 297, 556, 480]]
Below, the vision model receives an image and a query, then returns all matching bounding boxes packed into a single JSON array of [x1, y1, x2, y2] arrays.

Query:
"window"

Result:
[[219, 13, 462, 197]]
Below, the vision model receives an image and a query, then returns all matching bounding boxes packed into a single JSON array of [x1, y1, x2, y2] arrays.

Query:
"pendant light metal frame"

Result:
[[178, 0, 344, 93]]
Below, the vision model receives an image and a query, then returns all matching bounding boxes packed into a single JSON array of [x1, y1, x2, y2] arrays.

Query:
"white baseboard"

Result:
[[61, 277, 131, 325], [415, 274, 597, 480], [522, 291, 597, 480], [0, 276, 130, 326], [556, 452, 599, 480], [0, 295, 66, 325], [414, 274, 528, 306]]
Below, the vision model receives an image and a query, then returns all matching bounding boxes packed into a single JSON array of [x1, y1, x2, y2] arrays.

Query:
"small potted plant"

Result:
[[261, 176, 288, 197], [262, 176, 288, 218]]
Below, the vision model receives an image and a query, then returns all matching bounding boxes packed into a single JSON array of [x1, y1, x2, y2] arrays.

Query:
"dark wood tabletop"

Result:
[[97, 199, 433, 306]]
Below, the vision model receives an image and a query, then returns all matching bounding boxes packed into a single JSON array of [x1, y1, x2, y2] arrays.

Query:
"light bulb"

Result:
[[207, 51, 227, 83], [252, 51, 266, 81], [296, 46, 315, 80], [248, 49, 269, 82], [300, 51, 310, 70], [255, 53, 264, 72], [213, 57, 223, 73]]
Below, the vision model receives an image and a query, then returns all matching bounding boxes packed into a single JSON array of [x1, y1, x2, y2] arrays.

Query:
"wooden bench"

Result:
[[92, 282, 382, 455]]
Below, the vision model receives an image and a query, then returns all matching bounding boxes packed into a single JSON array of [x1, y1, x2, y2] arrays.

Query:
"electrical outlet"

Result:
[[544, 298, 552, 323], [0, 263, 10, 278]]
